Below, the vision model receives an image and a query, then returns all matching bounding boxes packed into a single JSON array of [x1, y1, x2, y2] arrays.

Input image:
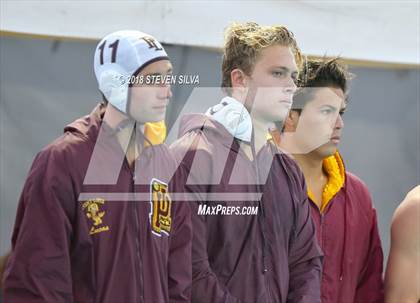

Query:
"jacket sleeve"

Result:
[[189, 200, 241, 303], [354, 207, 384, 303], [287, 169, 323, 303], [3, 148, 75, 303], [171, 142, 241, 303], [168, 179, 193, 303]]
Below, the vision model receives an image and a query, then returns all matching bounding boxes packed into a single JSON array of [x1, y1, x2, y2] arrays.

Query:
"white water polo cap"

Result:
[[94, 30, 169, 113]]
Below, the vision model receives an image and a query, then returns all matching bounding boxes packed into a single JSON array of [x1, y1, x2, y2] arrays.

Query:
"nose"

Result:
[[335, 113, 344, 129], [167, 85, 173, 99], [283, 77, 297, 95], [159, 83, 172, 100]]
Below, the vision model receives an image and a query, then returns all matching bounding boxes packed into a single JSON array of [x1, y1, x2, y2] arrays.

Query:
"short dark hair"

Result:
[[292, 57, 353, 111]]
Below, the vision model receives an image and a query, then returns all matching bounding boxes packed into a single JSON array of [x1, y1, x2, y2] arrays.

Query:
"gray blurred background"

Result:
[[0, 36, 419, 274]]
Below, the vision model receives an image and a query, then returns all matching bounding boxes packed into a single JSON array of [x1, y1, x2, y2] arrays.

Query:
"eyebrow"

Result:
[[146, 69, 173, 77], [318, 104, 339, 111], [273, 66, 298, 74]]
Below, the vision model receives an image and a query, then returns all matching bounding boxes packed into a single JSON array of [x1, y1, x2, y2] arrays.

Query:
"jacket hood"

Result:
[[204, 96, 252, 142], [64, 103, 105, 141], [178, 96, 253, 144], [307, 151, 346, 213], [64, 102, 166, 146], [177, 113, 238, 148]]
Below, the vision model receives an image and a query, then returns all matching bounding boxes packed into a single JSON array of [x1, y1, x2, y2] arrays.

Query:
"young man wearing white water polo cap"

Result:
[[3, 30, 192, 303]]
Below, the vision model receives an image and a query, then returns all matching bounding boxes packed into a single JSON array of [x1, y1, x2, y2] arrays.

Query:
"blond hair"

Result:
[[221, 22, 302, 93]]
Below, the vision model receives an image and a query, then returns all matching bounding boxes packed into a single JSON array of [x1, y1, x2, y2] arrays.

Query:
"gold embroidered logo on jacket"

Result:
[[82, 198, 110, 235], [149, 179, 172, 237]]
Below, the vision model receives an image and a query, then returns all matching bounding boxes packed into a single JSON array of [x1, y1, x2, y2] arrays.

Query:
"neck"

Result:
[[103, 104, 128, 129], [103, 104, 145, 166], [251, 117, 270, 153], [293, 152, 326, 184], [103, 104, 145, 132]]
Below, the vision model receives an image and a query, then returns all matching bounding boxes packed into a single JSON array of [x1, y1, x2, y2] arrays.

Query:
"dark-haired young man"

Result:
[[278, 58, 384, 303]]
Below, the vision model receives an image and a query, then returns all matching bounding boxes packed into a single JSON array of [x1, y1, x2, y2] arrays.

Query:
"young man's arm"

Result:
[[3, 149, 75, 302], [186, 175, 241, 303], [385, 186, 420, 303], [354, 207, 384, 303], [287, 167, 323, 303], [171, 140, 242, 303], [189, 201, 241, 303]]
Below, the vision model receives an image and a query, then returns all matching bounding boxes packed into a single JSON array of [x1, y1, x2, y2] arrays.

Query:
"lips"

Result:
[[330, 136, 341, 144], [152, 104, 167, 110]]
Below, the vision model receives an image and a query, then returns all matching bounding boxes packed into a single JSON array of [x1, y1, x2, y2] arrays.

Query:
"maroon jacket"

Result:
[[170, 114, 323, 303], [3, 103, 192, 303], [309, 156, 384, 303]]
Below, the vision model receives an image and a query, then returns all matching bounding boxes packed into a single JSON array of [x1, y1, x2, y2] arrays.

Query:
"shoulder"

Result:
[[170, 129, 215, 165], [403, 185, 420, 206], [44, 130, 93, 159], [272, 152, 307, 204], [344, 171, 374, 207], [276, 152, 305, 187], [30, 134, 75, 173], [392, 186, 420, 233], [390, 186, 420, 252], [345, 171, 369, 192], [27, 131, 93, 185], [19, 135, 82, 216]]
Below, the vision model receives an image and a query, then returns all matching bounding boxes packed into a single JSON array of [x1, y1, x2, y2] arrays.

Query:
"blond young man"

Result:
[[171, 22, 322, 303]]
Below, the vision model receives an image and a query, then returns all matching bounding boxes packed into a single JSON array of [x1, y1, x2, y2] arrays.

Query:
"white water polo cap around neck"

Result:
[[205, 96, 252, 143], [94, 30, 168, 113]]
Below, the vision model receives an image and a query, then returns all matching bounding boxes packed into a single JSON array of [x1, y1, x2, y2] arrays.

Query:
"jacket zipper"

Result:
[[133, 198, 145, 303], [249, 143, 273, 302], [128, 160, 144, 303], [250, 146, 266, 271], [309, 198, 325, 249], [319, 213, 325, 250]]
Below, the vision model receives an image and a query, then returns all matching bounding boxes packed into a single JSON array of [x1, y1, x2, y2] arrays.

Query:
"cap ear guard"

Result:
[[99, 69, 129, 113]]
